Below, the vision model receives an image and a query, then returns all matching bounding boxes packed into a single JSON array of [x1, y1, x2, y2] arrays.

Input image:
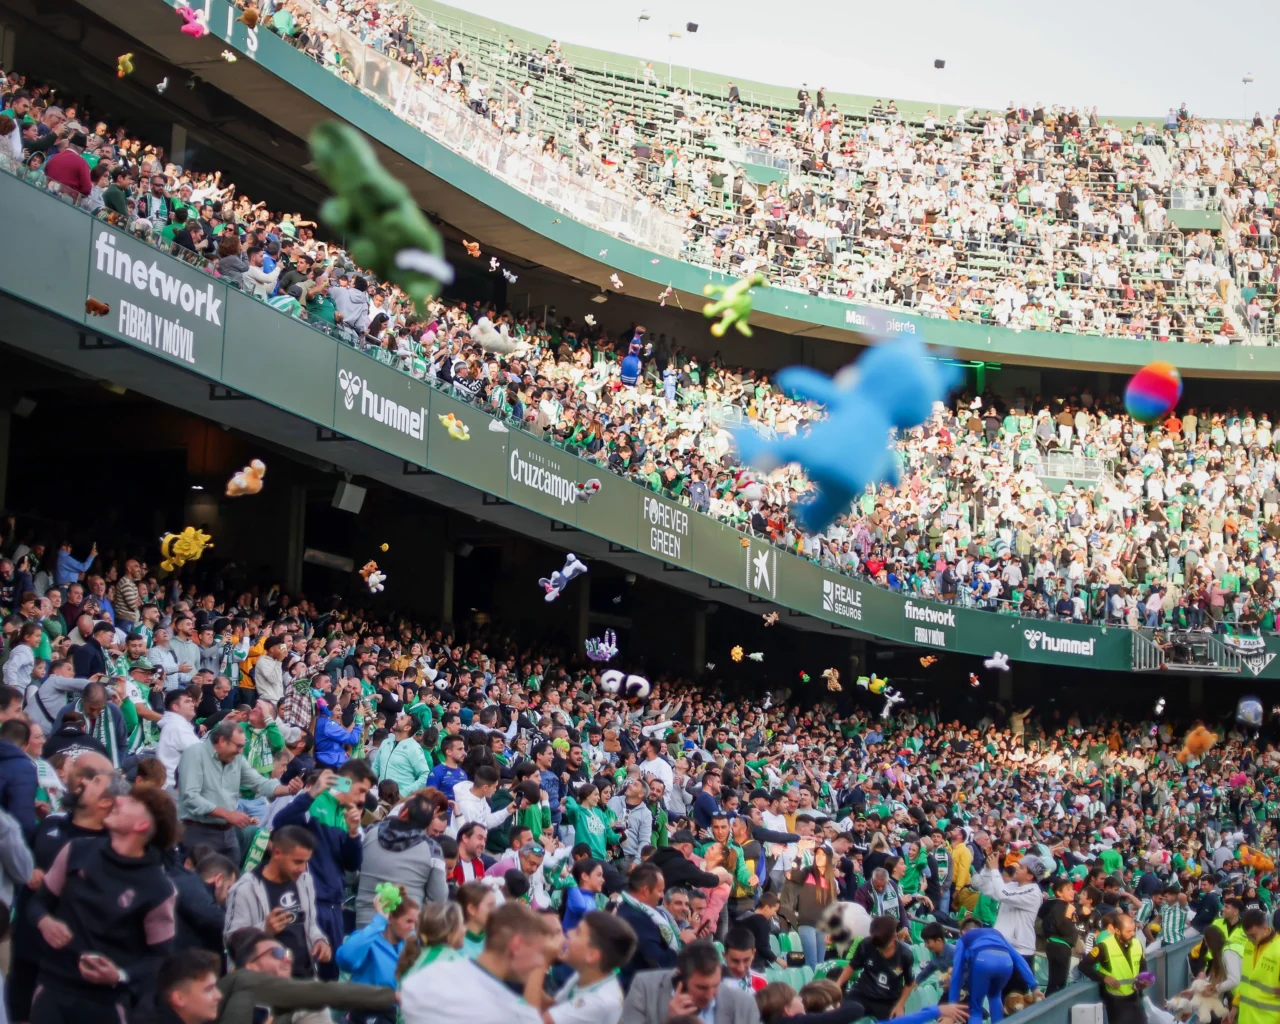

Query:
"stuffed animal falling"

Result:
[[359, 561, 386, 593], [822, 668, 841, 692], [437, 413, 470, 440], [1176, 725, 1219, 764], [177, 5, 209, 37], [462, 239, 481, 258], [159, 527, 213, 571], [226, 459, 266, 497], [762, 612, 779, 626], [538, 553, 587, 602], [599, 669, 650, 701], [237, 7, 260, 28], [85, 298, 111, 317], [702, 272, 766, 337]]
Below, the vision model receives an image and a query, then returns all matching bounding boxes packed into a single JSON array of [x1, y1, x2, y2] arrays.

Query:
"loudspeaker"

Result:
[[331, 480, 367, 514]]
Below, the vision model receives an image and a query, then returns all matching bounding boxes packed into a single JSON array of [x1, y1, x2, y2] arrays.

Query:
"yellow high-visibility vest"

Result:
[[1097, 933, 1143, 998], [1237, 932, 1280, 1024]]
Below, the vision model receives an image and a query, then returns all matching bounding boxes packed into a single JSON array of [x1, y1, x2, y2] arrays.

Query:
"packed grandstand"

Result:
[[3, 2, 1280, 1024]]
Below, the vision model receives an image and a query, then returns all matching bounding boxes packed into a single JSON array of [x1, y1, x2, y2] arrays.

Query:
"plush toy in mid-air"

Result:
[[599, 669, 650, 701], [237, 7, 260, 28], [538, 553, 587, 602], [702, 272, 766, 337], [1176, 725, 1219, 764], [583, 314, 596, 327], [576, 479, 601, 503], [822, 667, 841, 692], [1154, 697, 1166, 717], [732, 469, 764, 503], [585, 630, 619, 663], [919, 655, 937, 668], [159, 527, 213, 572], [731, 646, 744, 662], [463, 239, 481, 258], [437, 413, 470, 441], [733, 339, 957, 532], [85, 297, 111, 317], [762, 612, 779, 627], [969, 673, 980, 687], [880, 686, 905, 719], [857, 674, 888, 694], [309, 120, 452, 319], [469, 316, 520, 355], [747, 652, 764, 662], [610, 274, 623, 290], [818, 902, 871, 956], [156, 78, 169, 95], [222, 50, 238, 62], [984, 652, 1010, 672], [1239, 845, 1276, 873], [117, 53, 135, 78], [359, 561, 386, 593], [177, 4, 209, 37], [226, 459, 266, 497], [502, 269, 518, 284]]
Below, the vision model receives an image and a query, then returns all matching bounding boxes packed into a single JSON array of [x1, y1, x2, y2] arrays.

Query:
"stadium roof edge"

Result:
[[411, 0, 1159, 127]]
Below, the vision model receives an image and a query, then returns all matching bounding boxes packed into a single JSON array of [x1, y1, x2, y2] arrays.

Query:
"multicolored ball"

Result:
[[1124, 361, 1182, 424]]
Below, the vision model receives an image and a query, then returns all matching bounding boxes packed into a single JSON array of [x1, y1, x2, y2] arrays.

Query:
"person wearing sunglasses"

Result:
[[215, 926, 397, 1024]]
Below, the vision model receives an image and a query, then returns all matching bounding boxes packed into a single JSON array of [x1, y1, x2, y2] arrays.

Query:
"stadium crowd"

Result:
[[238, 0, 1280, 344], [9, 59, 1280, 640], [0, 518, 1278, 1024]]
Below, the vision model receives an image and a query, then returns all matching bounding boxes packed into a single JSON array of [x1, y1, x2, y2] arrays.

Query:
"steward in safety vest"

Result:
[[1194, 898, 1247, 972], [1235, 908, 1280, 1024], [1079, 913, 1150, 1024]]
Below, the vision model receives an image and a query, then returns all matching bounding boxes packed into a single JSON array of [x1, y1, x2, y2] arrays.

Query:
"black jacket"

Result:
[[651, 845, 720, 890], [167, 857, 226, 952], [72, 637, 106, 678]]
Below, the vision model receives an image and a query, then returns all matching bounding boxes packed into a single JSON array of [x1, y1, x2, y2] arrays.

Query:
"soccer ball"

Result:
[[818, 901, 871, 955]]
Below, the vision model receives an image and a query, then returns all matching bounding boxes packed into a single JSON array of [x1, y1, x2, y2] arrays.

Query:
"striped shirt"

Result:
[[1135, 897, 1154, 928], [1159, 901, 1189, 944]]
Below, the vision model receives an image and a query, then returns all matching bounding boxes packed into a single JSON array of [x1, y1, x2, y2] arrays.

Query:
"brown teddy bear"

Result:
[[1177, 725, 1218, 764], [225, 459, 266, 497], [85, 298, 111, 317]]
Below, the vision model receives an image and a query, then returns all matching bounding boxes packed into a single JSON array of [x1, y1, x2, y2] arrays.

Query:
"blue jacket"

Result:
[[54, 549, 95, 586], [425, 763, 467, 801], [540, 767, 563, 825], [314, 703, 362, 768], [0, 740, 36, 836], [336, 914, 403, 989], [949, 927, 1039, 1003], [273, 790, 363, 905], [616, 900, 677, 991], [563, 887, 597, 933]]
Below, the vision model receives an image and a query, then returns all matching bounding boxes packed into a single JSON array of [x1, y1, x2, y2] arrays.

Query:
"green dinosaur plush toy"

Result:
[[308, 120, 453, 317], [702, 272, 766, 337]]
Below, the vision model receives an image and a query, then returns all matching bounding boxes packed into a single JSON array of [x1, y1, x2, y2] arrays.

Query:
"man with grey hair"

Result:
[[177, 720, 301, 860]]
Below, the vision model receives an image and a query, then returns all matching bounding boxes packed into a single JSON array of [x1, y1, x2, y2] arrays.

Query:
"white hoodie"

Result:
[[157, 710, 200, 789], [448, 779, 513, 837]]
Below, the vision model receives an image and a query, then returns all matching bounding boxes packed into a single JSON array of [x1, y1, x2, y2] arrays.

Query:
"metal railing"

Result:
[[279, 0, 687, 256]]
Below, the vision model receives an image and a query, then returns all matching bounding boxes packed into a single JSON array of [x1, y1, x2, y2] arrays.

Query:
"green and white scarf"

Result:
[[74, 699, 122, 767], [620, 891, 679, 951]]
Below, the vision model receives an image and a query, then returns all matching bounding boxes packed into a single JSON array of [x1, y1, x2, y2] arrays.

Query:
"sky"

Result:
[[451, 0, 1279, 121]]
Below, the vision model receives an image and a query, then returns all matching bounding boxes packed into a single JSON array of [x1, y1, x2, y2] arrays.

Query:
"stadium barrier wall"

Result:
[[8, 166, 1280, 678], [147, 0, 1280, 377]]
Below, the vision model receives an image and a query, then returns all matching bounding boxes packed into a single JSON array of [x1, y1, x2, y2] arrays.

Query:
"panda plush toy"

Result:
[[599, 669, 651, 701], [818, 901, 872, 956]]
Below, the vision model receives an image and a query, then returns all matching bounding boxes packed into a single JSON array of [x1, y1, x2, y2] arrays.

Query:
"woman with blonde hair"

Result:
[[396, 899, 465, 981]]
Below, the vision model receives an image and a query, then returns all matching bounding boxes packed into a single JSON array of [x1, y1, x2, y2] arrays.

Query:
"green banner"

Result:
[[84, 224, 227, 378], [332, 346, 431, 464], [4, 166, 1271, 678]]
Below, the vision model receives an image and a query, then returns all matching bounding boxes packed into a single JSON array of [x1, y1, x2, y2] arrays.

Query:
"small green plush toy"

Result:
[[702, 272, 766, 337], [309, 121, 453, 318]]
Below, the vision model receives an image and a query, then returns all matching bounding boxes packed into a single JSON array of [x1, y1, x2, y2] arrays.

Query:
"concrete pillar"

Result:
[[691, 605, 706, 675], [284, 484, 306, 594], [171, 124, 188, 168], [1188, 676, 1204, 711], [998, 670, 1015, 702], [0, 409, 10, 512], [575, 571, 591, 649], [0, 24, 15, 72], [441, 548, 455, 629]]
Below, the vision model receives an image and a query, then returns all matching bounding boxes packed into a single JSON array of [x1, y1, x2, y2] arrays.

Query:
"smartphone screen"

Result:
[[332, 776, 352, 795], [253, 1006, 272, 1024]]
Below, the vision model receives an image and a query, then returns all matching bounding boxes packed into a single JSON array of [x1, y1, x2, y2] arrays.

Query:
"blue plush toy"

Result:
[[733, 339, 957, 533]]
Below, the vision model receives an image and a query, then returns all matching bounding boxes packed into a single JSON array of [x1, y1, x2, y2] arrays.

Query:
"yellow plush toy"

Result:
[[226, 459, 266, 497], [160, 527, 213, 572]]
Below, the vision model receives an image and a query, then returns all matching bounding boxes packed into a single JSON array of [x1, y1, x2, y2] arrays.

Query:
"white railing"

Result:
[[284, 0, 687, 256]]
